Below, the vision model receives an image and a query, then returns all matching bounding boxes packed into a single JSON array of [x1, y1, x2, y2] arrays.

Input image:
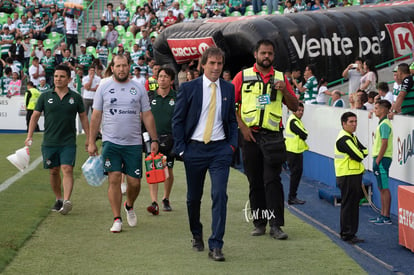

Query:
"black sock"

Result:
[[125, 203, 133, 211], [114, 216, 122, 221]]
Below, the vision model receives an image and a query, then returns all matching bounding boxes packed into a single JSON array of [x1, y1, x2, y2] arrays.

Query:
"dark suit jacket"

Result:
[[172, 76, 238, 155]]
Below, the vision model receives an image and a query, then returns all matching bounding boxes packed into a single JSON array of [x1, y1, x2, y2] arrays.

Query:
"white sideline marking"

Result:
[[0, 156, 43, 193]]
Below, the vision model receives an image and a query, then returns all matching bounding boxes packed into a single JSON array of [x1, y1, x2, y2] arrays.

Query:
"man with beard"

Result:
[[232, 39, 298, 240], [88, 54, 159, 233]]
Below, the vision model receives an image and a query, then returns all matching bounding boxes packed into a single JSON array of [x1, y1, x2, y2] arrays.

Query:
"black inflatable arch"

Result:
[[153, 4, 414, 81]]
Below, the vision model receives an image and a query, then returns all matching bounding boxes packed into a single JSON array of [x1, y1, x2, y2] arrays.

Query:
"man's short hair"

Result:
[[27, 81, 34, 87], [376, 99, 391, 110], [367, 91, 378, 99], [298, 102, 304, 108], [341, 112, 356, 125], [55, 64, 71, 78], [158, 66, 175, 80], [377, 82, 388, 92], [398, 63, 410, 75], [4, 67, 12, 74], [200, 47, 225, 66], [254, 39, 275, 53]]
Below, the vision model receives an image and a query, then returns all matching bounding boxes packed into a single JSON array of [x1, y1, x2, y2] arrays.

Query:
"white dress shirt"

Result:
[[191, 75, 225, 142]]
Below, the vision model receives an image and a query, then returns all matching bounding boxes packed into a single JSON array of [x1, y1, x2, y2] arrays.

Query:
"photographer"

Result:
[[232, 39, 298, 240]]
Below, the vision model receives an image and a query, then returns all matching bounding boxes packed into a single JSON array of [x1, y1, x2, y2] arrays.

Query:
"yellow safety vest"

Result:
[[25, 88, 41, 110], [285, 113, 309, 153], [334, 129, 365, 177], [372, 118, 393, 158], [148, 77, 158, 92], [240, 68, 284, 131]]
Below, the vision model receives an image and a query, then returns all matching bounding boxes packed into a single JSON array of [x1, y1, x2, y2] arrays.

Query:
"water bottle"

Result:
[[143, 132, 151, 155]]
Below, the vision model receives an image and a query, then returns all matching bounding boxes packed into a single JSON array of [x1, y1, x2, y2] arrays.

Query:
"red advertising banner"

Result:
[[167, 37, 217, 64], [385, 22, 414, 60], [398, 185, 414, 252]]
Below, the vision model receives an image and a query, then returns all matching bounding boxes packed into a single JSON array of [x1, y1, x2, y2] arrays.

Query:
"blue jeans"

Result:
[[252, 0, 262, 13], [266, 0, 278, 13]]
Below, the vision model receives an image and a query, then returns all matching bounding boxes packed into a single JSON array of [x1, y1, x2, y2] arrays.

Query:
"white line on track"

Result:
[[0, 156, 43, 193]]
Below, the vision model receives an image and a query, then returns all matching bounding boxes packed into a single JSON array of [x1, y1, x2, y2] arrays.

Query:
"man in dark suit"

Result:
[[172, 47, 238, 262]]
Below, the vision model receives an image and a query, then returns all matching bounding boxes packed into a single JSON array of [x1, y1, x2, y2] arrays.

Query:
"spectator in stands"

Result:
[[22, 36, 31, 70], [105, 22, 118, 52], [284, 0, 296, 13], [310, 0, 325, 10], [40, 0, 55, 13], [229, 0, 245, 15], [9, 35, 25, 68], [163, 10, 177, 28], [101, 3, 116, 27], [116, 2, 130, 28], [41, 48, 56, 86], [137, 55, 149, 78], [16, 15, 33, 38], [82, 66, 101, 117], [3, 16, 17, 36], [251, 0, 262, 14], [76, 43, 95, 76], [6, 71, 21, 98], [37, 76, 51, 92], [200, 0, 214, 18], [147, 11, 161, 33], [56, 0, 65, 14], [53, 41, 66, 65], [64, 11, 79, 56], [61, 48, 76, 71], [360, 59, 378, 93], [132, 67, 145, 86], [391, 65, 401, 102], [143, 4, 152, 21], [156, 2, 168, 22], [188, 0, 203, 18], [364, 91, 377, 111], [24, 0, 37, 13], [298, 64, 318, 104], [32, 16, 47, 40], [0, 0, 17, 14], [392, 63, 414, 116], [138, 28, 151, 52], [0, 67, 12, 96], [331, 90, 344, 107], [266, 0, 278, 14], [130, 7, 147, 37], [96, 39, 109, 67], [342, 58, 364, 95], [86, 24, 102, 48], [171, 1, 185, 18], [223, 70, 232, 82], [316, 77, 330, 104], [0, 27, 14, 60], [213, 0, 227, 17], [376, 82, 393, 104], [51, 11, 65, 34], [294, 0, 307, 12], [42, 13, 52, 35], [31, 39, 46, 60]]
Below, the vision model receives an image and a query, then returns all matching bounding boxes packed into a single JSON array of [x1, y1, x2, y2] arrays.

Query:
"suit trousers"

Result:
[[242, 130, 286, 228], [337, 173, 363, 240], [184, 140, 233, 250], [286, 151, 303, 200]]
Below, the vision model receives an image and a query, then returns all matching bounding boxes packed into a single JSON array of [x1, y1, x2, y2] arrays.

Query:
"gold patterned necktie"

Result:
[[203, 82, 217, 144]]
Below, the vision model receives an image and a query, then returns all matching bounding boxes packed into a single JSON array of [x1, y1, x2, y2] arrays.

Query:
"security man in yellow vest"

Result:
[[285, 102, 308, 205], [334, 111, 368, 244], [145, 64, 160, 92], [232, 39, 298, 240], [25, 81, 41, 132]]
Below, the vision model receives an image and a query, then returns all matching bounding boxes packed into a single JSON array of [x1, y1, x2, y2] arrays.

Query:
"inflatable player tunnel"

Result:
[[153, 1, 414, 81]]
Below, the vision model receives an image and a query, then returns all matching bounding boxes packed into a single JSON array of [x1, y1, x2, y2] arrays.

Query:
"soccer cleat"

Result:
[[59, 200, 73, 215], [110, 218, 122, 233], [124, 201, 137, 227], [147, 201, 159, 215], [162, 198, 172, 211], [52, 200, 63, 212]]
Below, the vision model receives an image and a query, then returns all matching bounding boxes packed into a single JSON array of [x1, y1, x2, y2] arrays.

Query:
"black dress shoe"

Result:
[[192, 236, 204, 251], [208, 248, 225, 261], [288, 198, 306, 205], [250, 226, 266, 236], [343, 236, 364, 245], [269, 226, 288, 240]]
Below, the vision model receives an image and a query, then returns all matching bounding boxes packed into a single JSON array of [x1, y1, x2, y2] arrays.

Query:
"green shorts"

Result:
[[373, 157, 392, 190], [41, 145, 76, 169], [102, 141, 143, 178]]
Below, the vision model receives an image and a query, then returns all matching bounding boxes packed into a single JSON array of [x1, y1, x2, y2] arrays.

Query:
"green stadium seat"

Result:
[[124, 31, 134, 41], [245, 11, 255, 16], [230, 11, 242, 16], [246, 5, 254, 11], [0, 12, 7, 24], [101, 25, 109, 37], [115, 25, 126, 38], [258, 11, 267, 15], [43, 39, 54, 50], [30, 38, 38, 46], [86, 46, 97, 58], [261, 5, 268, 11], [48, 32, 63, 42]]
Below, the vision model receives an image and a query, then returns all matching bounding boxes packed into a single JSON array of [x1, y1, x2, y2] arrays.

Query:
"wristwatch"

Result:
[[151, 139, 159, 143]]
